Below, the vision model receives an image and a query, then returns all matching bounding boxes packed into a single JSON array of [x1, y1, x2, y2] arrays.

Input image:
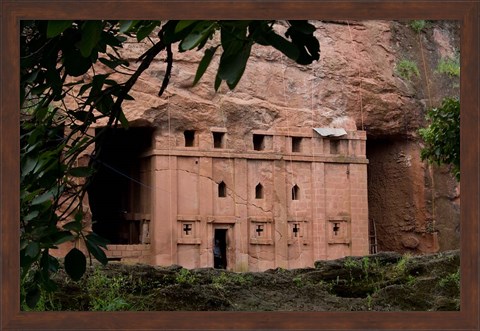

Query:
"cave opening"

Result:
[[88, 127, 154, 245]]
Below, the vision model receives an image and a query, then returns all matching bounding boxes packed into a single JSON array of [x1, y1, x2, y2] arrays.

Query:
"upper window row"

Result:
[[182, 130, 305, 152]]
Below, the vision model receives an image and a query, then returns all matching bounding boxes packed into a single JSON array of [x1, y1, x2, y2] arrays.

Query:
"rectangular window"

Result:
[[213, 132, 225, 148], [292, 137, 302, 153], [184, 130, 196, 147], [253, 134, 265, 151], [330, 140, 339, 154]]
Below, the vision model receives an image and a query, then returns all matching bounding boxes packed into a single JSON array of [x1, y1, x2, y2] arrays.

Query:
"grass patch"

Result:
[[86, 268, 131, 311], [436, 55, 460, 77], [212, 271, 253, 289], [395, 59, 420, 81]]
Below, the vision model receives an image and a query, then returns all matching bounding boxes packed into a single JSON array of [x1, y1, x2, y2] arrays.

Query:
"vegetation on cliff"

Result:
[[26, 250, 460, 312]]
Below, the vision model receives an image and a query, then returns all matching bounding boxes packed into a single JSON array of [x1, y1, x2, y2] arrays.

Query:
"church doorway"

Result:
[[214, 229, 228, 269]]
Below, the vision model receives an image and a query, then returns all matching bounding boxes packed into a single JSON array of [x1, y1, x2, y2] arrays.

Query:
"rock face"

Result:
[[93, 20, 460, 255]]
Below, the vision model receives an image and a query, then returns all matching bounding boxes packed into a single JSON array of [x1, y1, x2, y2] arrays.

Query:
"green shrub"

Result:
[[436, 55, 460, 77], [395, 59, 420, 81], [293, 276, 303, 288], [439, 268, 460, 290], [175, 268, 196, 285], [393, 253, 411, 275], [409, 20, 426, 33], [419, 97, 460, 180]]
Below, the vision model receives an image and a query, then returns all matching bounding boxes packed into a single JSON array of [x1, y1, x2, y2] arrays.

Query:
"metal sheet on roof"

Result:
[[313, 128, 347, 137]]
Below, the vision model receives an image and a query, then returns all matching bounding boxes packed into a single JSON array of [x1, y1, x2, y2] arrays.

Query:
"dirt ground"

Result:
[[47, 250, 459, 312]]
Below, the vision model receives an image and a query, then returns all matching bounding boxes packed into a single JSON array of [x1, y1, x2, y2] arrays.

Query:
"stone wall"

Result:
[[147, 128, 368, 271]]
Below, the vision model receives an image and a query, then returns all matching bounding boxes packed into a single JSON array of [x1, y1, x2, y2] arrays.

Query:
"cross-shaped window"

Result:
[[183, 223, 192, 235], [255, 224, 264, 236], [292, 223, 300, 237], [333, 223, 340, 236]]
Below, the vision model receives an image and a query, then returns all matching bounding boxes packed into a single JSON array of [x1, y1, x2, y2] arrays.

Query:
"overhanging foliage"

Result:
[[20, 19, 320, 308]]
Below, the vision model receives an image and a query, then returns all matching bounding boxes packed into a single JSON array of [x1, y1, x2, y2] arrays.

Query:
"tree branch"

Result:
[[158, 43, 173, 97], [107, 40, 166, 127]]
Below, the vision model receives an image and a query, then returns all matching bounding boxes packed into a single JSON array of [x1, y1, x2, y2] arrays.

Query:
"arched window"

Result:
[[292, 184, 300, 200], [218, 181, 227, 198], [255, 183, 264, 199]]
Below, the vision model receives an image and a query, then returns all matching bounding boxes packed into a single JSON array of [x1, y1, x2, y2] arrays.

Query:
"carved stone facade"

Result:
[[80, 124, 369, 271]]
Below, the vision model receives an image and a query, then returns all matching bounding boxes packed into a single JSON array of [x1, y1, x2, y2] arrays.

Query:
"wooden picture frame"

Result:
[[1, 1, 478, 329]]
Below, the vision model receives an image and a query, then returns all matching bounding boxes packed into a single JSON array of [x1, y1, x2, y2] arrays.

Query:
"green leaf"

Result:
[[220, 26, 245, 57], [47, 255, 60, 274], [175, 20, 197, 33], [26, 286, 41, 309], [119, 20, 139, 33], [31, 191, 54, 206], [86, 232, 110, 249], [23, 210, 40, 222], [285, 21, 320, 65], [62, 220, 82, 232], [45, 67, 63, 98], [22, 157, 38, 176], [85, 239, 108, 265], [64, 248, 86, 281], [193, 46, 218, 86], [24, 69, 40, 83], [89, 74, 108, 97], [97, 94, 114, 114], [263, 31, 299, 61], [218, 42, 252, 89], [71, 110, 95, 123], [117, 110, 129, 129], [78, 83, 92, 96], [214, 73, 222, 91], [77, 21, 103, 58], [179, 21, 215, 51], [68, 166, 93, 178], [101, 31, 122, 48], [25, 242, 40, 258], [46, 20, 73, 38], [30, 84, 48, 96], [286, 20, 316, 34], [63, 47, 92, 77], [136, 21, 160, 42], [98, 57, 128, 70], [20, 249, 36, 270], [162, 20, 195, 45], [74, 210, 83, 223], [20, 238, 29, 250], [52, 231, 75, 245]]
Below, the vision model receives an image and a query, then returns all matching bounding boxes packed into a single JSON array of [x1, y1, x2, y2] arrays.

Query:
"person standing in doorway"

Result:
[[213, 239, 223, 269]]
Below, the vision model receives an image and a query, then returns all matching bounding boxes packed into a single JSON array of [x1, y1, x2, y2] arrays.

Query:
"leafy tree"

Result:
[[20, 20, 320, 308], [419, 97, 460, 181]]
